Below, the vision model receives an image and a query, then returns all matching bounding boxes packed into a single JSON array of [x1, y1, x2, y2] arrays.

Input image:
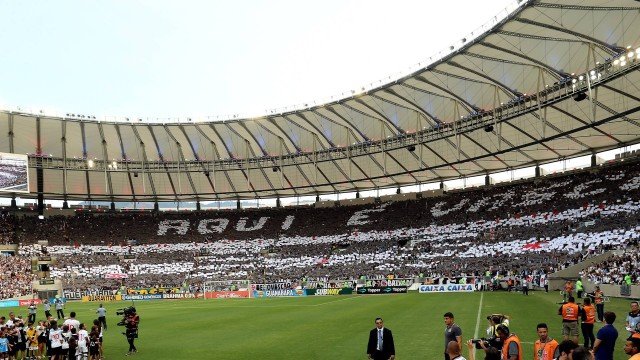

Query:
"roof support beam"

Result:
[[130, 126, 157, 200], [513, 17, 623, 55]]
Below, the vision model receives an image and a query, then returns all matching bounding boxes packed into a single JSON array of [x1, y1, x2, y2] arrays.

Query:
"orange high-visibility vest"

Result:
[[502, 334, 523, 360], [534, 339, 558, 360], [582, 304, 596, 324], [561, 303, 579, 321]]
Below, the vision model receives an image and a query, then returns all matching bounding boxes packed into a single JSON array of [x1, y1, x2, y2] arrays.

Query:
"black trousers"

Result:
[[581, 323, 595, 349], [45, 310, 51, 318], [99, 316, 107, 330], [577, 290, 583, 299], [28, 313, 36, 323], [128, 337, 137, 352], [57, 309, 64, 319], [523, 286, 529, 295], [596, 304, 604, 321]]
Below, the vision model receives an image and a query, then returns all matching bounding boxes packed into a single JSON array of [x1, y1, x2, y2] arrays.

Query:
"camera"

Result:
[[116, 306, 137, 327], [116, 306, 136, 317], [470, 338, 489, 350]]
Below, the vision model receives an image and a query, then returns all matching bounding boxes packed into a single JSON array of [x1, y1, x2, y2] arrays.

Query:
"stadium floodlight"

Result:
[[572, 79, 577, 84], [590, 75, 596, 81], [589, 70, 596, 76], [628, 52, 635, 58], [619, 56, 626, 62], [613, 59, 620, 66], [620, 61, 627, 66], [87, 159, 94, 168], [578, 75, 584, 81]]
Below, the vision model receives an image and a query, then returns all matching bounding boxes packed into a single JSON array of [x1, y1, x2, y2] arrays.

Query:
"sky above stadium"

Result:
[[0, 0, 515, 120]]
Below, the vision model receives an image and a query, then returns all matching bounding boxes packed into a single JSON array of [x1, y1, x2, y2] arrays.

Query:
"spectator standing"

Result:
[[444, 312, 463, 360], [544, 277, 549, 293], [522, 278, 529, 296], [593, 312, 618, 360]]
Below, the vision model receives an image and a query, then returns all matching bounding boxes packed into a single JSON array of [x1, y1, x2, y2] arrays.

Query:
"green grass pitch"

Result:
[[5, 291, 636, 359]]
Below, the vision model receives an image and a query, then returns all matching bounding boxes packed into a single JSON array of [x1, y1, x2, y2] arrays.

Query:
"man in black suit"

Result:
[[367, 317, 396, 360]]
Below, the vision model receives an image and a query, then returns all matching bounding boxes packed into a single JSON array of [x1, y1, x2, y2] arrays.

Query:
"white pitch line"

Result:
[[472, 292, 485, 359], [312, 295, 361, 307]]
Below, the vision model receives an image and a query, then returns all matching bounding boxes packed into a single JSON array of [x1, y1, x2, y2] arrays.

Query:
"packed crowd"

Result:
[[0, 159, 638, 295], [581, 244, 640, 285], [0, 255, 35, 300], [0, 164, 28, 190]]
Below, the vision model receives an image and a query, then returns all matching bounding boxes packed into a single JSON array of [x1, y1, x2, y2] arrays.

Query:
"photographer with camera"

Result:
[[117, 307, 139, 356], [465, 340, 501, 360], [486, 314, 510, 350]]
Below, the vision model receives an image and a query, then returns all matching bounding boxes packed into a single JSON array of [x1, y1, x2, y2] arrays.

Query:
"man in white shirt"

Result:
[[77, 323, 89, 360], [63, 312, 80, 331], [48, 320, 63, 360]]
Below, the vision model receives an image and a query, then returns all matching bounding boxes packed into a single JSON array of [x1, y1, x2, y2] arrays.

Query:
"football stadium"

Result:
[[1, 0, 640, 359]]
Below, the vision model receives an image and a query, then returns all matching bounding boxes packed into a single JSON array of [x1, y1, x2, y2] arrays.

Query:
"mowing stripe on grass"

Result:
[[472, 292, 485, 358]]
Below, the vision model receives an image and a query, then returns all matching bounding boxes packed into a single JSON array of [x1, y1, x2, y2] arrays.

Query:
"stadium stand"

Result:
[[0, 158, 637, 296]]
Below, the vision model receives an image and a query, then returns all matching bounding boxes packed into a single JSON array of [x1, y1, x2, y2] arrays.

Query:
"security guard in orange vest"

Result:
[[580, 297, 596, 349], [533, 323, 559, 360], [558, 296, 580, 343], [496, 324, 522, 360], [593, 286, 605, 322]]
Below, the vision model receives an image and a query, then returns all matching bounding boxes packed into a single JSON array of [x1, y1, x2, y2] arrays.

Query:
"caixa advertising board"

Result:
[[418, 284, 475, 293]]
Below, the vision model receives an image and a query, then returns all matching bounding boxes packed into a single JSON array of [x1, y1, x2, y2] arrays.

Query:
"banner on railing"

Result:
[[419, 284, 475, 293], [126, 287, 182, 295], [105, 273, 129, 279], [204, 291, 250, 299], [63, 289, 118, 301], [356, 286, 408, 295], [81, 295, 122, 302], [0, 300, 19, 308], [252, 289, 306, 298], [305, 288, 353, 296], [19, 299, 42, 306], [363, 279, 413, 288], [121, 294, 163, 301], [161, 293, 200, 300]]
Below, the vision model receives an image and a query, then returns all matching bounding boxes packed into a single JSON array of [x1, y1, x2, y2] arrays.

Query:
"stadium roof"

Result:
[[1, 0, 640, 202]]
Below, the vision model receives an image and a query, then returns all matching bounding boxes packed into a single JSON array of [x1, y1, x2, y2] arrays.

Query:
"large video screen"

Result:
[[0, 152, 29, 193]]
